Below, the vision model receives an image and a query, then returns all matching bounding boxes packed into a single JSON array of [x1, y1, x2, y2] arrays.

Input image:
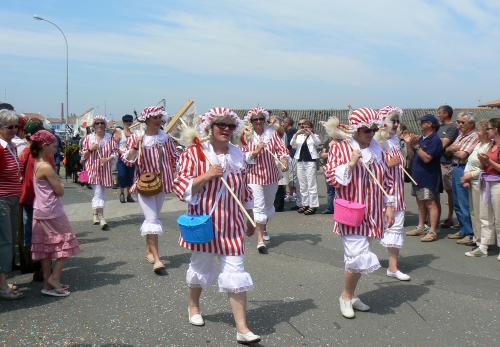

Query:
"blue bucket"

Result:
[[177, 214, 214, 244]]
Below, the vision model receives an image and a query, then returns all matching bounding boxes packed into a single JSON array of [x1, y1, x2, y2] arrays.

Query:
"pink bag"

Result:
[[333, 199, 365, 227], [77, 170, 89, 184]]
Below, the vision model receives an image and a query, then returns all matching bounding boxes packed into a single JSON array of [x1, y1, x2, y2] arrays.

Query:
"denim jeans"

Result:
[[23, 204, 34, 247], [451, 165, 473, 237], [325, 177, 335, 212]]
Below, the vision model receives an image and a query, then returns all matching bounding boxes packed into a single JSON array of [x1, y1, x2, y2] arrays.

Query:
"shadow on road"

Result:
[[161, 252, 191, 269], [379, 253, 439, 274], [267, 233, 323, 249]]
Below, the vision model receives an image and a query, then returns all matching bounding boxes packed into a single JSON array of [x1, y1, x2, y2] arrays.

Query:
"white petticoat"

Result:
[[379, 210, 405, 249], [342, 235, 380, 274], [91, 184, 106, 209], [186, 252, 254, 293], [138, 192, 165, 236]]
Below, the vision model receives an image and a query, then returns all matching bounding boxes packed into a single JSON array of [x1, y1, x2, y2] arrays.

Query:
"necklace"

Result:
[[6, 144, 22, 182]]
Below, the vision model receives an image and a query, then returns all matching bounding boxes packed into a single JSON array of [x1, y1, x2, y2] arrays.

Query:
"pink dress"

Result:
[[31, 173, 80, 261]]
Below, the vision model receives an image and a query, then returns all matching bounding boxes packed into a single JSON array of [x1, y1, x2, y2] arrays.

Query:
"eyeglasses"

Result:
[[1, 124, 19, 130], [213, 122, 237, 131], [150, 115, 163, 119], [391, 119, 401, 124], [123, 120, 133, 123], [360, 127, 379, 134], [456, 120, 465, 124], [251, 117, 266, 123], [94, 122, 106, 126], [486, 127, 494, 130]]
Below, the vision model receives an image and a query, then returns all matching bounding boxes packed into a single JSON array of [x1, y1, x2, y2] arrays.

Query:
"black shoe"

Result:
[[257, 244, 268, 254], [126, 195, 135, 203], [119, 193, 126, 203], [304, 207, 317, 215], [290, 205, 299, 211], [297, 206, 309, 213]]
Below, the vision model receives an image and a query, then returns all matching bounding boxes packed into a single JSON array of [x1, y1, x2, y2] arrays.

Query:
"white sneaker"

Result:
[[497, 254, 500, 261], [465, 247, 487, 257], [351, 297, 370, 311], [188, 308, 204, 326], [284, 195, 292, 202], [236, 331, 261, 344], [387, 270, 411, 281], [263, 231, 270, 241], [339, 296, 355, 318]]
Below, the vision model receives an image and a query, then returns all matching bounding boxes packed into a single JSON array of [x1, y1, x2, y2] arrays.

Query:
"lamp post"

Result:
[[33, 15, 69, 138]]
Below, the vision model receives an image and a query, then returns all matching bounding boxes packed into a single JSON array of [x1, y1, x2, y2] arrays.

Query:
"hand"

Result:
[[478, 153, 490, 165], [254, 143, 266, 157], [460, 172, 472, 184], [89, 143, 98, 152], [388, 156, 401, 168], [99, 157, 112, 166], [279, 159, 288, 172], [403, 133, 419, 146], [205, 165, 224, 180], [385, 206, 395, 227], [462, 182, 471, 189], [446, 144, 459, 154], [245, 220, 255, 237], [349, 149, 362, 167]]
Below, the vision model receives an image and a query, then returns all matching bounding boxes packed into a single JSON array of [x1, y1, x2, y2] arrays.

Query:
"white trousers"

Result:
[[479, 181, 500, 247], [187, 252, 254, 293], [138, 192, 165, 236], [297, 161, 319, 208], [342, 235, 380, 274], [91, 184, 106, 209], [379, 210, 405, 249], [249, 183, 278, 225]]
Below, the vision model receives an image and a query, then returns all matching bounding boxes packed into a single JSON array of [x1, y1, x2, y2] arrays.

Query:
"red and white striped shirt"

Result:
[[80, 133, 118, 187], [242, 127, 289, 185], [0, 139, 23, 198], [173, 144, 253, 256], [384, 136, 406, 211], [325, 139, 394, 238], [123, 132, 179, 194]]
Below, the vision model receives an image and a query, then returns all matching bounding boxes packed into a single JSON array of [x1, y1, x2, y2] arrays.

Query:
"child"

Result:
[[30, 130, 80, 297]]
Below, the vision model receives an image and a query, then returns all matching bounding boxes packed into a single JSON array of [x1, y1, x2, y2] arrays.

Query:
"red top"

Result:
[[19, 147, 36, 205], [0, 139, 23, 198], [484, 143, 500, 176]]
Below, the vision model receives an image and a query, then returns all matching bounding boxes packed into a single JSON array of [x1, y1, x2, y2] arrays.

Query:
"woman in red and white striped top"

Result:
[[123, 105, 179, 273], [0, 109, 24, 300], [375, 106, 410, 281], [80, 115, 119, 230], [324, 107, 395, 319], [241, 107, 288, 254], [173, 107, 261, 344]]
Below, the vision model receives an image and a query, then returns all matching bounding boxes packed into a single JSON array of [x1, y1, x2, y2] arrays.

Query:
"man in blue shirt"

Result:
[[404, 114, 443, 242]]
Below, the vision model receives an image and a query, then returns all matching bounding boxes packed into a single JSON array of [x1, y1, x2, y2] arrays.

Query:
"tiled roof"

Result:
[[478, 99, 500, 107], [234, 108, 500, 138], [20, 112, 44, 120]]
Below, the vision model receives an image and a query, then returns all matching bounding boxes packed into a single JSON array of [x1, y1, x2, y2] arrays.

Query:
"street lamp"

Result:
[[33, 14, 69, 138]]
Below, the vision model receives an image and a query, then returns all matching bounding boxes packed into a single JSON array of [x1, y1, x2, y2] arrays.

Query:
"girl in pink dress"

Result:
[[30, 130, 80, 297]]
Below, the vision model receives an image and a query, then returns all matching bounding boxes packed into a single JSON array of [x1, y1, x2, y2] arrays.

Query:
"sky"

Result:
[[1, 0, 499, 119]]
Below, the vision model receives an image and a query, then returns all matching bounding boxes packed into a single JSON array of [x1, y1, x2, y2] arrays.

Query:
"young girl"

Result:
[[30, 130, 80, 297]]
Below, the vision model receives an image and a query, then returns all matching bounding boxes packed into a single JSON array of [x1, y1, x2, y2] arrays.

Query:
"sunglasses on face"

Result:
[[94, 122, 106, 126], [2, 124, 19, 130], [361, 127, 379, 134], [457, 120, 466, 125], [391, 119, 400, 124], [251, 117, 266, 123], [213, 122, 237, 131], [123, 120, 133, 123]]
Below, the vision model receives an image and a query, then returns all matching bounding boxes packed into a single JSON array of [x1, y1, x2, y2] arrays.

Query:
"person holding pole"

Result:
[[173, 107, 260, 344], [325, 107, 395, 319]]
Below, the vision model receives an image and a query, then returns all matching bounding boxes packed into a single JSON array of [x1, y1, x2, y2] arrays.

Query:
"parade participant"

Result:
[[241, 107, 288, 253], [123, 105, 178, 274], [324, 108, 395, 319], [80, 115, 119, 230], [375, 106, 410, 281], [0, 109, 24, 300], [30, 130, 80, 297], [290, 119, 321, 215], [117, 114, 136, 203], [173, 107, 260, 344]]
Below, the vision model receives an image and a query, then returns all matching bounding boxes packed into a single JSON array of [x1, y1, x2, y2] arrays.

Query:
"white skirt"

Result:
[[186, 252, 254, 293], [379, 210, 405, 249], [138, 192, 165, 236], [342, 235, 380, 274]]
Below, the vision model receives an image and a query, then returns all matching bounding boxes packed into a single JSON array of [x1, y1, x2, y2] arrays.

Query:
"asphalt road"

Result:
[[1, 176, 499, 346]]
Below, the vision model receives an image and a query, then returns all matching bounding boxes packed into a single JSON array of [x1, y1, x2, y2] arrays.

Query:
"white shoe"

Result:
[[351, 297, 370, 311], [188, 308, 204, 326], [497, 254, 500, 261], [99, 217, 108, 230], [387, 270, 411, 281], [339, 296, 355, 318], [465, 247, 487, 257], [263, 231, 270, 242], [93, 212, 99, 225], [236, 331, 261, 344]]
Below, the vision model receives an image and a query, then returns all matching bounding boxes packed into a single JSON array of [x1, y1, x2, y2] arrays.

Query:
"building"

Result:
[[478, 99, 500, 108]]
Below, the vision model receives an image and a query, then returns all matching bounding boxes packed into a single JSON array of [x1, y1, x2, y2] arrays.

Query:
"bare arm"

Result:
[[415, 147, 433, 163], [38, 162, 64, 196]]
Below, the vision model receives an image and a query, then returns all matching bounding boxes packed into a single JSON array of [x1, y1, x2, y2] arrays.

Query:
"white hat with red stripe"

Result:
[[244, 107, 269, 124], [377, 105, 403, 120], [91, 114, 108, 126], [349, 107, 382, 129], [137, 105, 168, 122], [199, 107, 242, 136]]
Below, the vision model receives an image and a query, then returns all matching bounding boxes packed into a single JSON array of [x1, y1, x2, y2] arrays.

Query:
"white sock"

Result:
[[478, 244, 488, 253]]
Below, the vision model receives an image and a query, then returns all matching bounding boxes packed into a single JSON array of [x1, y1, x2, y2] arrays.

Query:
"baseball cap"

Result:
[[419, 114, 439, 128]]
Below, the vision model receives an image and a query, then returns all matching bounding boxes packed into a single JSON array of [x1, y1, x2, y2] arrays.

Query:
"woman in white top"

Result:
[[290, 119, 321, 215], [462, 120, 493, 257]]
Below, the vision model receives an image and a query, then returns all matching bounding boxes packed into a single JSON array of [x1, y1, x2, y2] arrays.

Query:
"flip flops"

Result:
[[41, 288, 70, 297], [145, 255, 155, 264], [0, 287, 24, 300]]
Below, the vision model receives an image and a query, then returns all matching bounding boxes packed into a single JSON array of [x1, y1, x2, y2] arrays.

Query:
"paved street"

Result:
[[1, 175, 499, 346]]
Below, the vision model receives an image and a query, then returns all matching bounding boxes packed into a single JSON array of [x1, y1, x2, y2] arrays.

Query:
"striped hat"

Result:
[[377, 105, 403, 120], [199, 107, 242, 135], [349, 107, 382, 129], [244, 107, 269, 123], [91, 114, 108, 126], [137, 105, 168, 122]]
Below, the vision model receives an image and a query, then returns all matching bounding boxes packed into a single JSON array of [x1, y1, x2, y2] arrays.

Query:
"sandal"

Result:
[[119, 193, 126, 203], [297, 206, 309, 213], [304, 207, 317, 215], [0, 287, 24, 300], [145, 255, 155, 264], [153, 262, 166, 274], [257, 242, 268, 254], [440, 219, 454, 228], [41, 288, 70, 297]]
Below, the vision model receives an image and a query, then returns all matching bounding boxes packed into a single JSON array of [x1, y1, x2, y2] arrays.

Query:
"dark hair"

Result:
[[122, 114, 134, 122], [284, 116, 294, 126], [0, 103, 14, 111], [437, 105, 453, 118], [281, 110, 288, 118], [489, 118, 500, 132], [30, 141, 43, 158]]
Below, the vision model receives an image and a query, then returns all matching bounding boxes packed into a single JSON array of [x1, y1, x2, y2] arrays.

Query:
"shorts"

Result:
[[441, 164, 453, 191], [411, 186, 438, 201]]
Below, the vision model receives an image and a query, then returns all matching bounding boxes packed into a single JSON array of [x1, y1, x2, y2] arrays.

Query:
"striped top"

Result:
[[451, 130, 479, 165], [242, 127, 289, 185], [123, 132, 179, 194], [0, 138, 23, 198], [80, 133, 118, 187], [384, 136, 406, 211], [173, 144, 253, 256], [325, 139, 394, 238]]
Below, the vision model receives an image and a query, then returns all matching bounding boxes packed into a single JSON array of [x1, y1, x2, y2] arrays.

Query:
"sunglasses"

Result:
[[94, 122, 106, 126], [2, 124, 19, 130], [360, 127, 379, 134], [391, 119, 401, 124], [456, 120, 466, 124], [150, 115, 163, 119], [213, 122, 237, 131], [251, 117, 266, 122], [123, 120, 133, 123]]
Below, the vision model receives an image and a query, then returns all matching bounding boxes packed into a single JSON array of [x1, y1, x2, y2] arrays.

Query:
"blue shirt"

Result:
[[411, 132, 443, 192]]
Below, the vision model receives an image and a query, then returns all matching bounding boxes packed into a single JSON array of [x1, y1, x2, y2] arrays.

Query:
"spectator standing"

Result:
[[321, 137, 336, 214], [282, 113, 299, 204], [117, 114, 136, 203], [404, 114, 443, 242], [437, 105, 459, 228], [445, 113, 478, 245]]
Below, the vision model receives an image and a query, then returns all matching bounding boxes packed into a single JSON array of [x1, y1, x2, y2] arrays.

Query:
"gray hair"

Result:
[[0, 109, 18, 127], [457, 112, 476, 124]]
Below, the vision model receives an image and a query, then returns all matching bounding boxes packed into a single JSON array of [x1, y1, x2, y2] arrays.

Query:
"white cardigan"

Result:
[[290, 133, 321, 160]]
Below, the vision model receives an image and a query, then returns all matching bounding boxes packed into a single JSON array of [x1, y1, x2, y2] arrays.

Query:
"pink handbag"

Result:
[[77, 170, 89, 184]]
